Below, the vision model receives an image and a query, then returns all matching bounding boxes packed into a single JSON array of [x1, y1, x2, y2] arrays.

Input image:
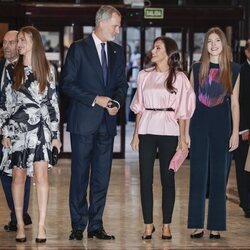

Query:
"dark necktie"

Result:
[[101, 43, 108, 86]]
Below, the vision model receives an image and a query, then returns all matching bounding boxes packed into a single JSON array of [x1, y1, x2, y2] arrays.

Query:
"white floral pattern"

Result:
[[0, 65, 60, 177]]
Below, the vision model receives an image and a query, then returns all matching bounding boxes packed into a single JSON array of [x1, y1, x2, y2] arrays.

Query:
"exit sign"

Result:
[[144, 8, 164, 19]]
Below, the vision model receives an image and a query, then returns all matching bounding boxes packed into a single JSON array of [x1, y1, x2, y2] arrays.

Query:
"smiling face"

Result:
[[207, 32, 223, 58], [17, 31, 33, 57], [99, 12, 121, 42], [151, 39, 168, 66]]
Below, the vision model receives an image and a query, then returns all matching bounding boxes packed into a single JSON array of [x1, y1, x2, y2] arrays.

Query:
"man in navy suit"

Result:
[[234, 41, 250, 218], [62, 5, 128, 240], [0, 30, 32, 231]]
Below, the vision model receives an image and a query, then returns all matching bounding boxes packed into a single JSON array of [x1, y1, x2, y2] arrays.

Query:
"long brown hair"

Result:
[[13, 26, 50, 93], [199, 27, 232, 94], [150, 36, 182, 93]]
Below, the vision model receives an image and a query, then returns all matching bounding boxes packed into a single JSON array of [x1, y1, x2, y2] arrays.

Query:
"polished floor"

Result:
[[0, 125, 250, 250]]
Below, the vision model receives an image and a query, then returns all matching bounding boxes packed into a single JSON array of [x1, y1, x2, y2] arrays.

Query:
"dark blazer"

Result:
[[239, 61, 250, 131], [61, 35, 128, 136], [0, 59, 6, 143], [0, 59, 6, 91]]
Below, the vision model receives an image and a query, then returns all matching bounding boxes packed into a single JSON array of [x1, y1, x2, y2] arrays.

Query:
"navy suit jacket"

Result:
[[0, 59, 5, 93], [239, 61, 250, 131], [0, 59, 6, 156], [61, 35, 128, 136]]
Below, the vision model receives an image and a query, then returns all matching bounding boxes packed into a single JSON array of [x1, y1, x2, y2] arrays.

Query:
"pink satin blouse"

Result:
[[130, 68, 196, 136]]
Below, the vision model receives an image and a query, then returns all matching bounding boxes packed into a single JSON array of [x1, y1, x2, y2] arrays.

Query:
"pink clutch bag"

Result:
[[169, 149, 189, 172]]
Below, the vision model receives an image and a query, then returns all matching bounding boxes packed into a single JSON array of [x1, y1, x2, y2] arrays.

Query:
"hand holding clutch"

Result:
[[169, 149, 188, 172], [52, 147, 59, 166]]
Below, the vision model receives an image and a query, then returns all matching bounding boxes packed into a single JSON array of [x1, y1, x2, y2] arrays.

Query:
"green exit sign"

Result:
[[144, 8, 164, 19]]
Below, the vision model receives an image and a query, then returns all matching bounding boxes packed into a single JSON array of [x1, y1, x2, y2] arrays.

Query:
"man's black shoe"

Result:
[[88, 227, 115, 240], [4, 213, 32, 232], [69, 230, 83, 240], [4, 221, 17, 232]]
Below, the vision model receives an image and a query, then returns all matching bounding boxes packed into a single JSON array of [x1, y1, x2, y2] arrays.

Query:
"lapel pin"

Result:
[[114, 51, 116, 53]]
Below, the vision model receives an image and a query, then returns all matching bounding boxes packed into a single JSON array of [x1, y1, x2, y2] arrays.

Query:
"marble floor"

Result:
[[0, 126, 250, 249]]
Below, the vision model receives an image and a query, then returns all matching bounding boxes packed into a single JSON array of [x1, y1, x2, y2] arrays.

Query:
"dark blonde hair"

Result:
[[14, 26, 50, 93], [199, 27, 232, 94], [149, 36, 182, 94]]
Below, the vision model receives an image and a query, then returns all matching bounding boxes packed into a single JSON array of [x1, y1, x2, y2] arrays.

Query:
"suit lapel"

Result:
[[85, 36, 104, 85], [0, 59, 6, 93]]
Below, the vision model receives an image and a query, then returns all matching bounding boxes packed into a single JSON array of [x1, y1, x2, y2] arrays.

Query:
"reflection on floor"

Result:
[[0, 123, 249, 250]]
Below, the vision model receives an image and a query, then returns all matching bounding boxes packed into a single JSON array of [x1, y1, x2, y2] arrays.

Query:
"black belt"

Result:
[[145, 108, 175, 111]]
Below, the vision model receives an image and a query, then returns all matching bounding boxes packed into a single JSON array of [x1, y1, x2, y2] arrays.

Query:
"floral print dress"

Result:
[[0, 64, 60, 177]]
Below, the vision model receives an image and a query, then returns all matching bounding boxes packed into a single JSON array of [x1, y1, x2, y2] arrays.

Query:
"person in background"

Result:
[[0, 42, 4, 60], [0, 26, 61, 243], [234, 40, 250, 218], [130, 36, 195, 240], [187, 27, 240, 239], [0, 30, 32, 232], [61, 5, 128, 241]]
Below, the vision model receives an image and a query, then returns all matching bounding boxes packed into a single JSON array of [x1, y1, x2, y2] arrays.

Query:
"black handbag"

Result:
[[51, 147, 59, 166]]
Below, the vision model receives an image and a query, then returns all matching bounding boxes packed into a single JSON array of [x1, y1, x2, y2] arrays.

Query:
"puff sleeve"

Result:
[[174, 72, 196, 120], [130, 70, 146, 114]]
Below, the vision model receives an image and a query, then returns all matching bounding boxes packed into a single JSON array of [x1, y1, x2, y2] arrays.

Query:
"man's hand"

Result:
[[106, 107, 119, 116], [241, 130, 249, 141], [95, 96, 112, 108]]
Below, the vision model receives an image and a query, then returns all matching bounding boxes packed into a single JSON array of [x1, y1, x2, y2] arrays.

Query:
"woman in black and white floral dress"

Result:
[[0, 26, 61, 243]]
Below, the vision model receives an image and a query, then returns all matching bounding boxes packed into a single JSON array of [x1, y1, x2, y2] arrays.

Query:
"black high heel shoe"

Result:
[[190, 229, 204, 239], [209, 233, 220, 239], [162, 234, 172, 240], [142, 225, 155, 240], [16, 226, 26, 243], [16, 237, 26, 243], [36, 238, 47, 243], [162, 226, 172, 240], [36, 226, 46, 243]]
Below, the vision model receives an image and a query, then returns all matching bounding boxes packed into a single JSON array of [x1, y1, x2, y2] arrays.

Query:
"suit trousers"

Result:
[[138, 134, 177, 224], [0, 143, 31, 223], [234, 136, 250, 212], [188, 101, 230, 231], [69, 120, 114, 232]]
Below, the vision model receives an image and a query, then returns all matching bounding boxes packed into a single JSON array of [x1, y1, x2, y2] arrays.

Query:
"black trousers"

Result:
[[139, 134, 178, 224], [234, 136, 250, 213]]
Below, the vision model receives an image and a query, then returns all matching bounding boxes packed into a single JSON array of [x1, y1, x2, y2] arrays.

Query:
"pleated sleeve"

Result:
[[174, 72, 196, 120], [130, 70, 146, 114]]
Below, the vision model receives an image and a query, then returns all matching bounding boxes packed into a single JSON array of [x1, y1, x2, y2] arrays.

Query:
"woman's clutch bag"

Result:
[[169, 149, 188, 172], [52, 147, 59, 166]]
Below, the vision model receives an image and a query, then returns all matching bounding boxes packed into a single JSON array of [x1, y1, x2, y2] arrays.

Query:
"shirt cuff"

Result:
[[112, 100, 120, 109], [239, 129, 249, 135], [92, 96, 97, 107]]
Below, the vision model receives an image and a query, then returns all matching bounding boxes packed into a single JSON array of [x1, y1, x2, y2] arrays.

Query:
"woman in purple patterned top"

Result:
[[187, 27, 240, 239]]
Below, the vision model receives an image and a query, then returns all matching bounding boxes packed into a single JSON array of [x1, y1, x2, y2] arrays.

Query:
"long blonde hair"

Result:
[[14, 26, 50, 93], [199, 27, 232, 95]]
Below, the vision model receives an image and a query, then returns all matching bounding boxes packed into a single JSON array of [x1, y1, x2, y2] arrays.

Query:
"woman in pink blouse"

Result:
[[130, 36, 195, 240]]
